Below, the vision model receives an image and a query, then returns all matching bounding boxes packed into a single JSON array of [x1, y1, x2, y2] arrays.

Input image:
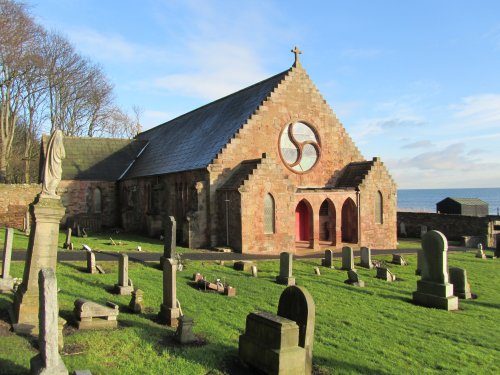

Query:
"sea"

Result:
[[397, 187, 500, 215]]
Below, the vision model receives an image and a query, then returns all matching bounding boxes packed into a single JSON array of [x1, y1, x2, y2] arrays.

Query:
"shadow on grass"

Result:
[[315, 355, 392, 375], [0, 358, 29, 375]]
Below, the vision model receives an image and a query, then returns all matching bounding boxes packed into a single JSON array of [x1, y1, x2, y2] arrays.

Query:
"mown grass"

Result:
[[0, 251, 499, 375]]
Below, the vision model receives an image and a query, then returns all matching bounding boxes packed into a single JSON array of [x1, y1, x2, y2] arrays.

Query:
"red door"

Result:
[[295, 201, 310, 241]]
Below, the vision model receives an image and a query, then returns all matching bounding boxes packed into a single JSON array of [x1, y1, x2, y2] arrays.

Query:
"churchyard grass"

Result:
[[1, 251, 499, 374], [398, 238, 462, 249]]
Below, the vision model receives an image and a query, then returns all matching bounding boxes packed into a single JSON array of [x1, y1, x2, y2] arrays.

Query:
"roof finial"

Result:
[[291, 46, 302, 67]]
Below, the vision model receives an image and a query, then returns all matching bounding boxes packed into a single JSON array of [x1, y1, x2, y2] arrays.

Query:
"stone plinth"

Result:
[[13, 195, 65, 335], [74, 299, 119, 330], [175, 316, 197, 344], [234, 261, 254, 272], [341, 247, 354, 271], [129, 289, 145, 313], [158, 258, 180, 327], [276, 252, 295, 286], [359, 247, 373, 269], [449, 267, 472, 299], [114, 254, 133, 295], [412, 231, 458, 311], [0, 227, 14, 292]]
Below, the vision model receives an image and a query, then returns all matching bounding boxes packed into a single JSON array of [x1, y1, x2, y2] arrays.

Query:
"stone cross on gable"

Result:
[[291, 46, 302, 66]]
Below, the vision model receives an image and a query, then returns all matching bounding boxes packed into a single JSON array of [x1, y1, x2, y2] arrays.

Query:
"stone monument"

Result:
[[13, 130, 66, 335], [160, 216, 176, 269], [415, 250, 423, 275], [276, 252, 295, 286], [63, 228, 72, 249], [158, 258, 180, 327], [344, 270, 365, 287], [86, 251, 97, 274], [321, 249, 334, 268], [114, 254, 133, 295], [376, 267, 396, 282], [0, 227, 14, 292], [129, 289, 145, 313], [449, 267, 472, 299], [30, 268, 68, 375], [412, 230, 458, 310], [359, 247, 373, 269], [341, 246, 354, 271]]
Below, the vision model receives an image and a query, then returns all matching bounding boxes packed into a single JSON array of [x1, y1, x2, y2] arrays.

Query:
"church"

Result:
[[50, 48, 397, 254]]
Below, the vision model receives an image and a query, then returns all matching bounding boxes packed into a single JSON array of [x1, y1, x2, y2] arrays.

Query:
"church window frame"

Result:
[[93, 187, 102, 214], [264, 193, 276, 234], [375, 190, 383, 224]]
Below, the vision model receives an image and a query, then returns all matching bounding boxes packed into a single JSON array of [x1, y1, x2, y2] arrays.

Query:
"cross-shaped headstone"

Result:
[[291, 46, 302, 66]]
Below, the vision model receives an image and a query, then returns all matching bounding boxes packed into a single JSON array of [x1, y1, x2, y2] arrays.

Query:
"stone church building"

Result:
[[47, 50, 397, 254]]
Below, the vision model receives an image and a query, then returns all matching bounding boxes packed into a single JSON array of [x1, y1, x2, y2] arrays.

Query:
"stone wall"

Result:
[[397, 211, 498, 247], [0, 184, 40, 229]]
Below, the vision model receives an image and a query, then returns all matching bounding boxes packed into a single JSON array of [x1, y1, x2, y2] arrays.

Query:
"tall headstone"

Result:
[[30, 268, 68, 375], [158, 258, 180, 327], [160, 216, 176, 269], [399, 222, 407, 237], [341, 246, 354, 271], [276, 252, 295, 286], [63, 228, 72, 249], [412, 230, 458, 310], [360, 247, 373, 269], [0, 227, 14, 292], [114, 254, 133, 295], [86, 252, 96, 274], [449, 268, 472, 299], [415, 249, 423, 275], [321, 249, 334, 268], [420, 225, 428, 238]]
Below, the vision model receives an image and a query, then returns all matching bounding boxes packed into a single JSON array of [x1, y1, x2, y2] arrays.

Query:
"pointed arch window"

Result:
[[93, 188, 102, 214], [264, 193, 275, 234], [375, 190, 383, 224]]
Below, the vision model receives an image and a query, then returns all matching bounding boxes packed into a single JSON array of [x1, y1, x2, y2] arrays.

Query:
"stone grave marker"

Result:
[[74, 299, 119, 329], [321, 249, 334, 268], [415, 250, 423, 275], [114, 254, 133, 295], [475, 248, 486, 259], [158, 258, 180, 327], [175, 316, 197, 344], [400, 222, 407, 237], [412, 230, 458, 310], [129, 289, 145, 313], [251, 265, 258, 277], [63, 228, 72, 249], [449, 267, 472, 299], [0, 227, 14, 292], [160, 216, 176, 269], [313, 267, 321, 275], [86, 251, 96, 274], [420, 225, 428, 238], [376, 267, 396, 282], [30, 268, 68, 375], [234, 261, 254, 272], [341, 246, 354, 271], [360, 247, 373, 269], [344, 270, 365, 287], [276, 252, 295, 286], [391, 254, 408, 266]]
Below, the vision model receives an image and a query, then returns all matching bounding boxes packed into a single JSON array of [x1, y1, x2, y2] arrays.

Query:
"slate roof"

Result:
[[123, 69, 290, 179], [335, 160, 375, 188], [218, 159, 261, 191], [437, 197, 488, 206], [41, 136, 147, 181]]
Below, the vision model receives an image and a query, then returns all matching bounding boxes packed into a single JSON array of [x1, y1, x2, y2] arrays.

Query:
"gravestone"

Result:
[[160, 216, 176, 269], [449, 268, 472, 299], [276, 252, 295, 286], [24, 209, 31, 234], [175, 316, 197, 344], [496, 234, 500, 258], [391, 254, 408, 266], [412, 230, 458, 310], [0, 227, 14, 292], [74, 299, 119, 329], [376, 267, 396, 282], [415, 250, 423, 275], [30, 268, 68, 375], [251, 265, 258, 277], [321, 249, 334, 268], [158, 258, 180, 327], [239, 285, 315, 375], [86, 251, 96, 274], [234, 261, 254, 272], [420, 225, 428, 238], [63, 228, 72, 249], [129, 289, 145, 313], [114, 254, 133, 295], [344, 270, 365, 287], [475, 248, 486, 259], [360, 247, 373, 269], [313, 267, 321, 275], [341, 246, 354, 271], [400, 222, 407, 237]]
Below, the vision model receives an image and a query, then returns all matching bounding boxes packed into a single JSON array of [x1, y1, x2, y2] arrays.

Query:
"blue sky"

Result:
[[26, 0, 500, 189]]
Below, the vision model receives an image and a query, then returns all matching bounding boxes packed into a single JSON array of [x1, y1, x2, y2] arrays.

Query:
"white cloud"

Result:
[[402, 140, 434, 149], [453, 94, 500, 128], [352, 116, 426, 141]]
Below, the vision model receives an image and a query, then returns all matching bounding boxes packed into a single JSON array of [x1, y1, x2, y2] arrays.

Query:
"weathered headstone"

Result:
[[0, 227, 14, 292], [321, 249, 334, 268], [344, 270, 365, 287], [360, 247, 373, 269], [74, 299, 119, 330], [399, 222, 407, 237], [341, 246, 354, 271], [276, 252, 295, 286], [30, 268, 68, 375], [415, 249, 423, 275], [63, 228, 72, 249], [391, 254, 408, 266], [376, 267, 396, 282], [86, 251, 96, 274], [412, 230, 458, 310], [129, 289, 145, 313], [234, 261, 254, 272], [24, 209, 31, 234], [158, 258, 180, 327], [114, 254, 133, 295], [160, 216, 176, 269], [475, 248, 486, 259], [449, 268, 472, 299], [313, 267, 321, 275], [420, 225, 428, 238], [251, 265, 258, 277], [175, 316, 197, 344]]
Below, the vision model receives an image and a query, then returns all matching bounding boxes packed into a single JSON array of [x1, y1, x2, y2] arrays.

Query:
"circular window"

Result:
[[279, 121, 320, 173]]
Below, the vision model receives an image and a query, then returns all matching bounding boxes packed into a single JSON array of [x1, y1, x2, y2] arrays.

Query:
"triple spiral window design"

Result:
[[279, 121, 320, 173]]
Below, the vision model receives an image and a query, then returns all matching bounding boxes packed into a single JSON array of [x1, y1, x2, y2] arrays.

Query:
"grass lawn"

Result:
[[0, 250, 498, 375]]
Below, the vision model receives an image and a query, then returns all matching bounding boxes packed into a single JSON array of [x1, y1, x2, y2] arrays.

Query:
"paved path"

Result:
[[10, 246, 470, 263]]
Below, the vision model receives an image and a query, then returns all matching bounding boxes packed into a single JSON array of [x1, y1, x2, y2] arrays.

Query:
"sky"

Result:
[[24, 0, 500, 189]]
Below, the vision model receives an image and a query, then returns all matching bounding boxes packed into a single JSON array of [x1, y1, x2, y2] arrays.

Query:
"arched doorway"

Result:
[[319, 199, 336, 244], [295, 200, 312, 243], [341, 198, 358, 243]]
